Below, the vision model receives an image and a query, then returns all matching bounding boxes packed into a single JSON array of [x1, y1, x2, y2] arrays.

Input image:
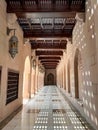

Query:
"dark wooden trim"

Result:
[[6, 69, 19, 105], [0, 105, 23, 129]]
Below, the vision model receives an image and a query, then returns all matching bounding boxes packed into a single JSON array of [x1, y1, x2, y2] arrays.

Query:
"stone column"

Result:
[[35, 57, 39, 93]]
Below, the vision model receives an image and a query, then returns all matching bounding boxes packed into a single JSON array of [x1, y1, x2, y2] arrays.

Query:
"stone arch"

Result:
[[74, 49, 82, 99], [64, 65, 66, 90], [67, 60, 71, 93], [23, 56, 31, 99], [47, 73, 55, 85]]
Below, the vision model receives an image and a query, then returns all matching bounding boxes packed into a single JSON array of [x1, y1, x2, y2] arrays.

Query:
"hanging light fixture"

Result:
[[7, 27, 18, 58]]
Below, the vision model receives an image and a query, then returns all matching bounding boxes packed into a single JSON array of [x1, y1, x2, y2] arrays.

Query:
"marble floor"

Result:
[[2, 86, 94, 130]]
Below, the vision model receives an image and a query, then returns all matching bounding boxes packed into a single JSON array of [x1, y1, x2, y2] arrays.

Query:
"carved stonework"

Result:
[[7, 13, 17, 26], [75, 13, 85, 23]]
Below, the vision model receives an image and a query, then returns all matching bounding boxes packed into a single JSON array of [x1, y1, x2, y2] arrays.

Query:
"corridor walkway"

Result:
[[2, 86, 94, 130]]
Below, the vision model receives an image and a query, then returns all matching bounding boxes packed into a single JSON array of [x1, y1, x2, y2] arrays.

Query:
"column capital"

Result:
[[24, 38, 30, 44], [7, 13, 17, 26], [75, 13, 85, 23], [67, 38, 72, 44]]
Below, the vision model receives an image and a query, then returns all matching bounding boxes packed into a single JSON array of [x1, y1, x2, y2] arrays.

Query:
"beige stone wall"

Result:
[[0, 0, 32, 122], [38, 72, 45, 90], [57, 0, 98, 129]]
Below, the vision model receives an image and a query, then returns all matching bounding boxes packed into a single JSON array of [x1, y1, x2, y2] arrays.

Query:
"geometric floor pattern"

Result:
[[2, 86, 94, 130]]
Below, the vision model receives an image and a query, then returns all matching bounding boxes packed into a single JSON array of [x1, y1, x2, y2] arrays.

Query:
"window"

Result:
[[6, 70, 19, 105]]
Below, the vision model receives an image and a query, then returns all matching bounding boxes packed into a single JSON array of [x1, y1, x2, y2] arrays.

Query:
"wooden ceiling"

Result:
[[6, 0, 85, 69], [30, 39, 67, 49], [31, 39, 66, 69], [6, 0, 85, 13], [18, 17, 75, 38], [6, 0, 85, 38]]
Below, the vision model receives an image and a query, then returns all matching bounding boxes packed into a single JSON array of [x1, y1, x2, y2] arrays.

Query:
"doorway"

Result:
[[47, 73, 55, 85]]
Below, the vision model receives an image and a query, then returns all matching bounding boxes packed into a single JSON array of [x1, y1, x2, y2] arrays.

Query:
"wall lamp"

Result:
[[38, 64, 45, 73], [32, 59, 36, 69], [7, 27, 18, 58]]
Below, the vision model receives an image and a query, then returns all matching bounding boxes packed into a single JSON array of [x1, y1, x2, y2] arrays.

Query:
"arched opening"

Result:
[[47, 73, 54, 85], [67, 61, 70, 93], [62, 70, 64, 88], [23, 56, 31, 100], [64, 65, 66, 90], [74, 49, 83, 99], [31, 68, 36, 96]]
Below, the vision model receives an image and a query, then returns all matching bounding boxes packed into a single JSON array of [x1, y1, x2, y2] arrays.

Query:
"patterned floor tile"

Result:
[[1, 86, 95, 130]]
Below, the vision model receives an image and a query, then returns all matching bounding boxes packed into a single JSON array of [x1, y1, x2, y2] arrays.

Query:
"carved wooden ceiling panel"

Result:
[[6, 0, 85, 38], [6, 0, 85, 69], [17, 17, 75, 37], [30, 39, 67, 49], [6, 0, 85, 12]]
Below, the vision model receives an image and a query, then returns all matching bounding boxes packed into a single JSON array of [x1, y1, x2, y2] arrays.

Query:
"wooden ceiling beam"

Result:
[[43, 65, 57, 68], [24, 31, 72, 38], [36, 50, 63, 56], [30, 40, 67, 49], [39, 56, 61, 60], [6, 0, 85, 13], [41, 60, 59, 62], [42, 63, 58, 65], [16, 12, 76, 18], [44, 64, 57, 66], [7, 9, 84, 13], [45, 66, 56, 69], [40, 60, 60, 63]]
